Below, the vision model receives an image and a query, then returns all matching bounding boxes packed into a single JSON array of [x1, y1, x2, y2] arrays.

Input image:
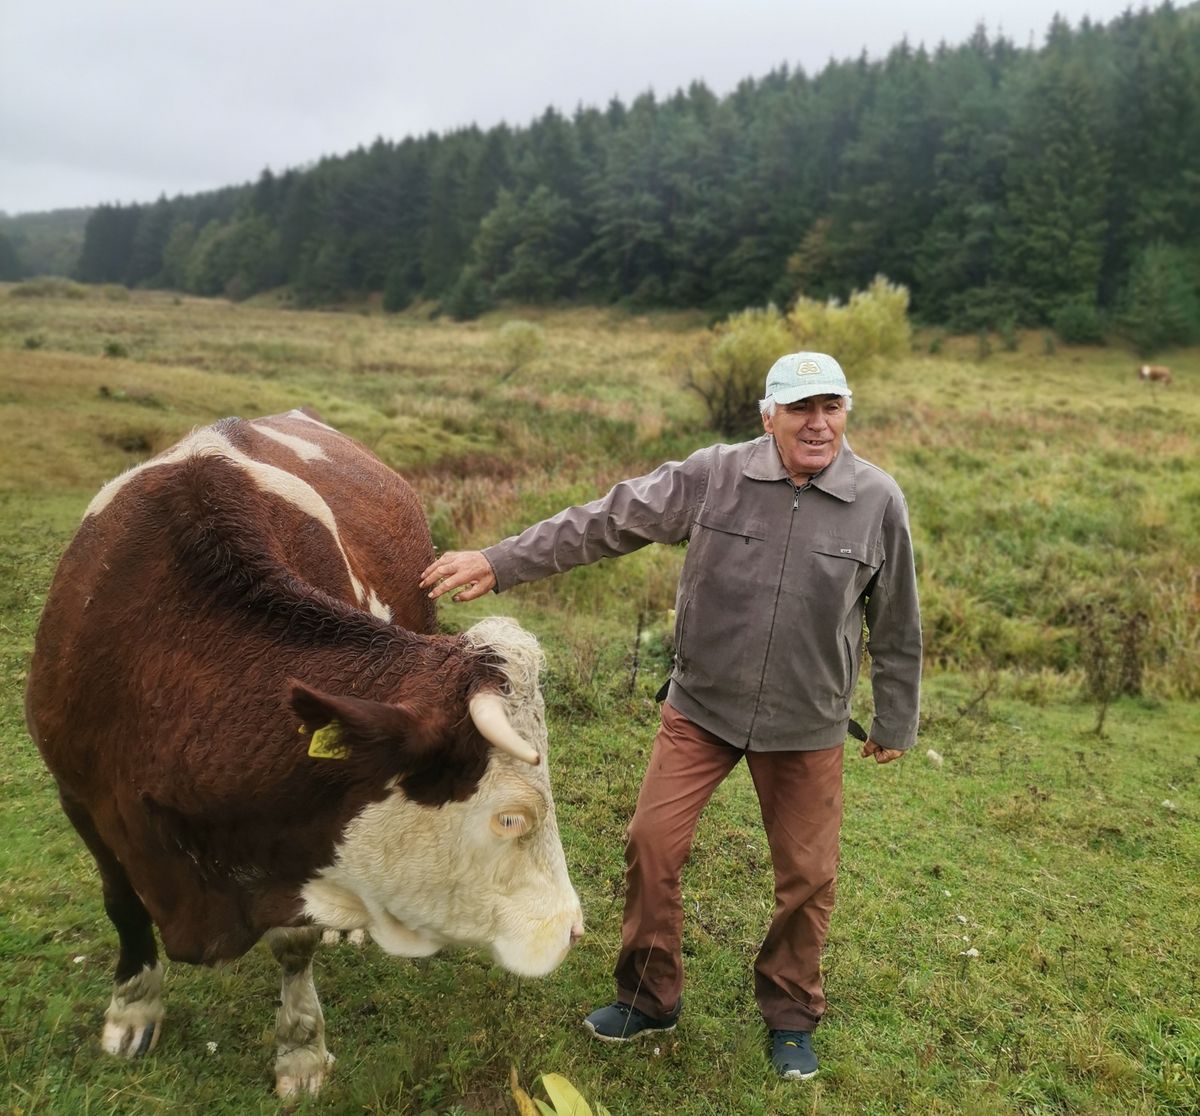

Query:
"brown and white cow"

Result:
[[1138, 363, 1172, 385], [25, 409, 582, 1097]]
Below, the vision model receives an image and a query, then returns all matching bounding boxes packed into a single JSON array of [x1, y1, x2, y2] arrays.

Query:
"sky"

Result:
[[1, 0, 1146, 216]]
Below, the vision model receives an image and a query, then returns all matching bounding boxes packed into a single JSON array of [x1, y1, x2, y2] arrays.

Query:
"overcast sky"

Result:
[[1, 0, 1145, 216]]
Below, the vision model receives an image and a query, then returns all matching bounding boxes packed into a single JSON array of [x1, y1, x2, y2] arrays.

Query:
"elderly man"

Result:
[[421, 352, 921, 1080]]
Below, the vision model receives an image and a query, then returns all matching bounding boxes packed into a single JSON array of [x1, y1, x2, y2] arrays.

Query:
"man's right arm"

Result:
[[423, 451, 710, 601]]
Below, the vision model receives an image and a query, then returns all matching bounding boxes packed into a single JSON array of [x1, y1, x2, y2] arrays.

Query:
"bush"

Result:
[[382, 261, 416, 313], [1052, 299, 1106, 344], [443, 267, 492, 321], [998, 317, 1020, 351], [103, 341, 128, 359], [1118, 241, 1200, 356], [944, 282, 1038, 332], [494, 320, 546, 379], [9, 276, 87, 300], [788, 274, 912, 374], [686, 304, 792, 437]]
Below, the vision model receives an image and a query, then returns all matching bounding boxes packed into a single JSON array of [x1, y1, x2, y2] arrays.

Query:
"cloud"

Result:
[[0, 0, 1140, 214]]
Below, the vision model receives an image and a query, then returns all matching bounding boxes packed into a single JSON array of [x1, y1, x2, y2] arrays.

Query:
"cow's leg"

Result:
[[265, 926, 333, 1098], [59, 794, 164, 1057]]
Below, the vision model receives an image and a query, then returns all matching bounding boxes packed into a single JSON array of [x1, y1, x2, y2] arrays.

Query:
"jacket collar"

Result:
[[744, 434, 857, 502]]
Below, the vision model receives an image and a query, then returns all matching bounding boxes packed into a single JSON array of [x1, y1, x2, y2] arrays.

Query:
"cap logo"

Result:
[[796, 360, 821, 375]]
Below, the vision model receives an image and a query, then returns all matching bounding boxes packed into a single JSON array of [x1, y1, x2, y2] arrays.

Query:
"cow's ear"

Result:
[[289, 680, 430, 759], [288, 679, 490, 805]]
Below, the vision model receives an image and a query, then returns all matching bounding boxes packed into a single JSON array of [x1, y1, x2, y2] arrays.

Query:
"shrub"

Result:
[[1052, 299, 1106, 344], [382, 261, 416, 313], [945, 282, 1037, 332], [494, 320, 546, 379], [9, 276, 87, 299], [22, 335, 44, 350], [788, 274, 912, 374], [103, 341, 128, 359], [685, 304, 792, 437], [998, 317, 1020, 351], [1118, 241, 1200, 356], [443, 267, 492, 321]]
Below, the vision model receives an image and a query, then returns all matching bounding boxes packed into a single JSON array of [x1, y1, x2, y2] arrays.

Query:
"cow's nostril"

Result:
[[570, 923, 584, 945]]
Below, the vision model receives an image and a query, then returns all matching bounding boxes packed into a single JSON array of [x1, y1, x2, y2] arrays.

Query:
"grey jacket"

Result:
[[485, 435, 921, 752]]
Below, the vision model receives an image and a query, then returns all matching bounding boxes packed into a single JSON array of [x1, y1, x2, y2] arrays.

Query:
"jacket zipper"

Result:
[[745, 480, 801, 746]]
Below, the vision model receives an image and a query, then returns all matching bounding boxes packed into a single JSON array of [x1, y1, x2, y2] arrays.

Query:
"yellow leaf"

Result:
[[540, 1073, 592, 1116], [510, 1066, 539, 1116]]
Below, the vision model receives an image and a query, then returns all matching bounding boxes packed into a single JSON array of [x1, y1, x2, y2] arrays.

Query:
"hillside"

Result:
[[0, 207, 92, 278], [1, 289, 1197, 1113], [38, 3, 1200, 342]]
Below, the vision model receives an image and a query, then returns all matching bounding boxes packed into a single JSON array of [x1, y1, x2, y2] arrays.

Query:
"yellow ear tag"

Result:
[[306, 722, 349, 760]]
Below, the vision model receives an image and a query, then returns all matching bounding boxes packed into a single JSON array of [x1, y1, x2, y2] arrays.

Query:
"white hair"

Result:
[[759, 395, 853, 417], [463, 616, 545, 702]]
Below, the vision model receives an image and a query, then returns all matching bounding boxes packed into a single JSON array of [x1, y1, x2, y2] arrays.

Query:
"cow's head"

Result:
[[297, 617, 583, 977]]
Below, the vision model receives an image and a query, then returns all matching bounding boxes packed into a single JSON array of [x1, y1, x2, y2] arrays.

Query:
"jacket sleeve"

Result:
[[484, 450, 710, 592], [864, 490, 922, 750]]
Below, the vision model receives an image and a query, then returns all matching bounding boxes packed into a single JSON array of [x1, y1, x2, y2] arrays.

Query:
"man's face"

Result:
[[762, 394, 848, 481]]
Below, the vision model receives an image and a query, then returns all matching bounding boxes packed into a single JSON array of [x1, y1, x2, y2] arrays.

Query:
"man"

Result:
[[420, 352, 921, 1080]]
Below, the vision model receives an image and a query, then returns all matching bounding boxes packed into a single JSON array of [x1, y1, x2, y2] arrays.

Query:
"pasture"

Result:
[[1, 286, 1197, 1114]]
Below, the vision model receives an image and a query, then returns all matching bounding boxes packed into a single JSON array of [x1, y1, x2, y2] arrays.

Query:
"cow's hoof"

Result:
[[101, 1016, 162, 1057], [102, 964, 164, 1057], [275, 1049, 335, 1098]]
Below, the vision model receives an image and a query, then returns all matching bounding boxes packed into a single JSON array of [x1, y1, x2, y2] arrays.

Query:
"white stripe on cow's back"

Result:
[[83, 426, 390, 617], [288, 408, 336, 430], [85, 436, 211, 520], [365, 588, 393, 623], [251, 423, 329, 462]]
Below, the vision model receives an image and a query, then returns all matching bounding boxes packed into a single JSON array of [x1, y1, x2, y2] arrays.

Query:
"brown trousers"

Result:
[[614, 702, 844, 1031]]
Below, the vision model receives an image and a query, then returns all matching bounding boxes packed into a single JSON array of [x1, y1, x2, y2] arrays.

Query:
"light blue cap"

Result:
[[764, 352, 852, 404]]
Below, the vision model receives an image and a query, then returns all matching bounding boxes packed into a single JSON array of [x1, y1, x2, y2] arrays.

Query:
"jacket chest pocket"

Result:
[[805, 536, 882, 600], [693, 508, 768, 545], [691, 508, 769, 570]]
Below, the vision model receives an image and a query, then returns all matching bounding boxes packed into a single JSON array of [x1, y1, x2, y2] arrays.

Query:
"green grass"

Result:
[[1, 288, 1197, 1113]]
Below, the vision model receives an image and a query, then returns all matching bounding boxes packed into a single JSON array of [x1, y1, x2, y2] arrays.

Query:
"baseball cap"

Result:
[[764, 352, 852, 405]]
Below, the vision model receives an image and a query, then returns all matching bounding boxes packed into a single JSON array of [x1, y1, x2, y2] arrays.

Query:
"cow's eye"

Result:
[[490, 809, 532, 838]]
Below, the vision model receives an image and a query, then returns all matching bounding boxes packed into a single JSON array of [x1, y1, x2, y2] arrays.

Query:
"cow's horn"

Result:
[[468, 693, 541, 765]]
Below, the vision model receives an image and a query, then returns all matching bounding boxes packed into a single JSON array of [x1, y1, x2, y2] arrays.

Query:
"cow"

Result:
[[24, 408, 583, 1098], [1138, 363, 1172, 385]]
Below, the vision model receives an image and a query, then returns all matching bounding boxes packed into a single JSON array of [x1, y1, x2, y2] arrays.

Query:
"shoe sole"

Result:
[[582, 1019, 678, 1044], [780, 1066, 819, 1081]]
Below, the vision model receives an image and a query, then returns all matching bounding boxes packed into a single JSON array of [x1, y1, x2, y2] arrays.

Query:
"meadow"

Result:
[[0, 285, 1197, 1115]]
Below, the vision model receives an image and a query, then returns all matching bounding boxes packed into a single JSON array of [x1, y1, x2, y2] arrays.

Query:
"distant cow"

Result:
[[25, 409, 583, 1097], [1138, 364, 1172, 385]]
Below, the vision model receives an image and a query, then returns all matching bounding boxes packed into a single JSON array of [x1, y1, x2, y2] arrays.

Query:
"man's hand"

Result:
[[860, 739, 904, 764], [419, 550, 497, 602]]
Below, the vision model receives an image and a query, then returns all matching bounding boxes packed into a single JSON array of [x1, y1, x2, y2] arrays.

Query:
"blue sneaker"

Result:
[[582, 1000, 680, 1043], [771, 1029, 818, 1079]]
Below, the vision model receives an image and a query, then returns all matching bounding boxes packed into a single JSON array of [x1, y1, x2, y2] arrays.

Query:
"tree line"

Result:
[[62, 4, 1200, 342]]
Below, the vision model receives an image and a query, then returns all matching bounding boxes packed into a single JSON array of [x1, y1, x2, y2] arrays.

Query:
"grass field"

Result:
[[1, 286, 1197, 1115]]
